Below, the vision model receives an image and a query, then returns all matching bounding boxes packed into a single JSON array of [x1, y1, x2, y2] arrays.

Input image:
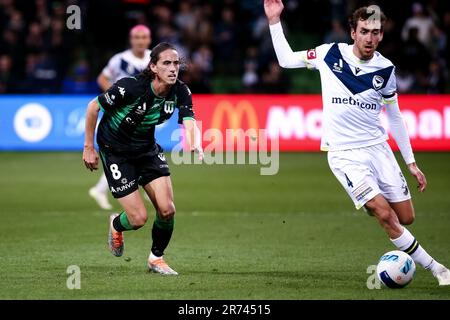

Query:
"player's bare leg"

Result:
[[108, 191, 148, 257], [389, 200, 415, 225], [144, 176, 178, 275], [366, 195, 450, 285], [89, 173, 113, 210]]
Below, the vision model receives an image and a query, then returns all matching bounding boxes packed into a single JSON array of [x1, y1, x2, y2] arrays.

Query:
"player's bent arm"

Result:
[[97, 73, 112, 92], [83, 98, 100, 171], [182, 119, 203, 161], [269, 22, 308, 69]]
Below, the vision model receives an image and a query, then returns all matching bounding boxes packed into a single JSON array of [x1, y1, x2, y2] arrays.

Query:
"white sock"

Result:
[[93, 174, 109, 193], [391, 227, 439, 272], [149, 252, 162, 262]]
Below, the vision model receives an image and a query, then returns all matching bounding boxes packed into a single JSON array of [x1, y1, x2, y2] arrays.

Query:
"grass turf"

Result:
[[0, 152, 449, 299]]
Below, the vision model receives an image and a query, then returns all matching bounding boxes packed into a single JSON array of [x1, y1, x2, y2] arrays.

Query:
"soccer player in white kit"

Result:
[[264, 0, 450, 286], [89, 25, 152, 210]]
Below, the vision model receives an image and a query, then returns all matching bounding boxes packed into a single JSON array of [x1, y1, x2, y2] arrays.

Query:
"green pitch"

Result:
[[0, 152, 449, 299]]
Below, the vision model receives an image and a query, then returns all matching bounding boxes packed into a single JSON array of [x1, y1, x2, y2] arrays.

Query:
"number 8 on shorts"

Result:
[[110, 164, 122, 180]]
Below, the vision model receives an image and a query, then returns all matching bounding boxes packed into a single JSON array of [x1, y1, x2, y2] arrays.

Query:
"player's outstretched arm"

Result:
[[183, 119, 203, 161], [83, 98, 100, 171], [385, 100, 427, 192], [264, 0, 308, 69]]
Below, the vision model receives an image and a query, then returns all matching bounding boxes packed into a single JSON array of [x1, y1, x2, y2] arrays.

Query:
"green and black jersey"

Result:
[[96, 75, 195, 154]]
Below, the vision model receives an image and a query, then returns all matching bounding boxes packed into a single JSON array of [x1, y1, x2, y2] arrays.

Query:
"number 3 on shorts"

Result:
[[110, 164, 122, 180]]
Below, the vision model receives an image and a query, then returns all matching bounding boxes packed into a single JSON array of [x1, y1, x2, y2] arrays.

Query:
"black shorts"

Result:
[[99, 144, 170, 198]]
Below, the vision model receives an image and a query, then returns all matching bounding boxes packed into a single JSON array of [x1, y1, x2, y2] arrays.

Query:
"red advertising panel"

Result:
[[193, 94, 450, 151]]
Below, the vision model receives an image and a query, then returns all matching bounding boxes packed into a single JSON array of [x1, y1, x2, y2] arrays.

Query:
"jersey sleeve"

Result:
[[298, 43, 333, 70], [101, 54, 120, 80], [176, 83, 195, 124], [380, 67, 398, 105], [96, 77, 135, 112]]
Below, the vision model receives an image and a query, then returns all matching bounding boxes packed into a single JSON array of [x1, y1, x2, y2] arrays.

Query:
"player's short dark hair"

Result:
[[142, 42, 177, 79], [349, 6, 387, 32]]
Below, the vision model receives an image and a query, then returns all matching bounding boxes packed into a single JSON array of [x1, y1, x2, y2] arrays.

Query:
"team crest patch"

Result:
[[372, 75, 384, 90], [306, 49, 316, 60]]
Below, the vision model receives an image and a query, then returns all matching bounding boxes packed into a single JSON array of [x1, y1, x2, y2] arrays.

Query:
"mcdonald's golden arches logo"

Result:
[[211, 100, 259, 132]]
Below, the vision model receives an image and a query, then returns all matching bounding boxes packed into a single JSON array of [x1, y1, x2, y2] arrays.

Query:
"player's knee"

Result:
[[399, 213, 415, 225], [376, 209, 396, 226], [159, 202, 175, 220], [366, 201, 394, 226], [129, 209, 148, 228]]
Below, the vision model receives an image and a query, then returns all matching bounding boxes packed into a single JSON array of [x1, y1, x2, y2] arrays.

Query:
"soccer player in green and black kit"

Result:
[[83, 43, 203, 275]]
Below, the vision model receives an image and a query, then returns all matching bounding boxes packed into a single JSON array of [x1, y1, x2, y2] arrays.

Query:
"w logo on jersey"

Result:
[[164, 101, 175, 114], [372, 75, 384, 90]]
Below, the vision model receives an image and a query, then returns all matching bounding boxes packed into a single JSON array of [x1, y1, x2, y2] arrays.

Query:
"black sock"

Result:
[[112, 212, 134, 232], [151, 222, 174, 257]]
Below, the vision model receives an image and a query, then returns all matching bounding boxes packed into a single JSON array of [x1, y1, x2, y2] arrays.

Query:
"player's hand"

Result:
[[264, 0, 284, 25], [83, 145, 99, 171], [192, 145, 204, 162], [407, 162, 427, 192]]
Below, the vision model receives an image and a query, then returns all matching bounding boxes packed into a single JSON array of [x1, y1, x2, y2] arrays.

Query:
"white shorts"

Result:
[[327, 142, 411, 210]]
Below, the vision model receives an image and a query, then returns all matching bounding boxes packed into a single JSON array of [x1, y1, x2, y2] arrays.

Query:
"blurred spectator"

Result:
[[22, 52, 60, 93], [242, 46, 259, 93], [180, 62, 211, 94], [429, 25, 447, 58], [377, 19, 401, 65], [34, 0, 52, 30], [214, 7, 238, 72], [400, 27, 430, 75], [25, 21, 46, 53], [259, 61, 291, 94], [0, 54, 18, 93], [174, 2, 196, 39], [324, 20, 350, 44], [189, 3, 213, 48], [242, 61, 259, 93], [192, 45, 213, 76], [396, 69, 415, 94], [425, 60, 447, 93], [7, 10, 26, 34], [401, 2, 435, 49], [61, 59, 99, 94]]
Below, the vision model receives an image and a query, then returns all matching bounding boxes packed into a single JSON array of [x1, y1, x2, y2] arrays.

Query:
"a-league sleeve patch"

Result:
[[306, 49, 317, 60]]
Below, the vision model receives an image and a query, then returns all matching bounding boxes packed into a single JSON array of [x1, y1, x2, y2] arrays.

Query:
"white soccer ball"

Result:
[[376, 250, 416, 288]]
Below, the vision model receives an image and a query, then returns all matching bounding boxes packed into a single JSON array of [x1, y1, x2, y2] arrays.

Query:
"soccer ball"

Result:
[[376, 250, 416, 288]]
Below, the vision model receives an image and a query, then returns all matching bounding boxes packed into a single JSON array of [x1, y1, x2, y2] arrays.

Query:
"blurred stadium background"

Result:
[[1, 0, 449, 300], [1, 0, 450, 94]]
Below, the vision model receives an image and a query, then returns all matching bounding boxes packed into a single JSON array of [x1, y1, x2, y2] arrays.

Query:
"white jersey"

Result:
[[102, 49, 151, 83], [303, 43, 397, 151]]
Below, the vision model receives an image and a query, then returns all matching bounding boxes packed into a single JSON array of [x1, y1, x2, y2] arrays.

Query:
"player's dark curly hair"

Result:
[[142, 42, 178, 80], [349, 6, 387, 32]]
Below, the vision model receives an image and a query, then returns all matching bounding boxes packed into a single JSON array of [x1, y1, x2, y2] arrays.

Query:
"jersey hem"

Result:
[[323, 137, 388, 152]]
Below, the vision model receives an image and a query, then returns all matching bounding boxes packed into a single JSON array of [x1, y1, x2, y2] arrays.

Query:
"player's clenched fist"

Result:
[[83, 145, 99, 171], [264, 0, 284, 25]]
